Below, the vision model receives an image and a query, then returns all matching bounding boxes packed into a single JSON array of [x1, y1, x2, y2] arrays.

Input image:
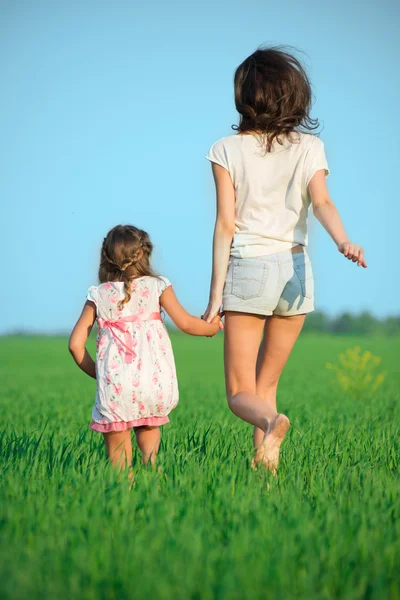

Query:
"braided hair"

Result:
[[99, 225, 156, 309]]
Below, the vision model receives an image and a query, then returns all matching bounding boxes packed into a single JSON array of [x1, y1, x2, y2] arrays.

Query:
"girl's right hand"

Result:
[[206, 314, 222, 337], [338, 242, 367, 268]]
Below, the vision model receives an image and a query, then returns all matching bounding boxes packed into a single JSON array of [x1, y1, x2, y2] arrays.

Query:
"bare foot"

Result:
[[251, 446, 266, 469], [261, 414, 290, 473]]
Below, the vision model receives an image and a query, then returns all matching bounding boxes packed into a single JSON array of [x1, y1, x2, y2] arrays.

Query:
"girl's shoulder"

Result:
[[87, 285, 99, 305], [208, 134, 239, 146], [90, 276, 172, 292], [130, 276, 172, 298], [296, 132, 326, 150], [207, 132, 325, 154], [85, 276, 172, 305], [86, 282, 118, 306], [151, 276, 172, 296], [206, 135, 239, 154], [206, 135, 240, 170]]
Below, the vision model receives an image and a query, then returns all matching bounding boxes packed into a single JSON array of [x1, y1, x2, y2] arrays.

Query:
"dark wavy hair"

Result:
[[99, 225, 156, 309], [233, 46, 319, 152]]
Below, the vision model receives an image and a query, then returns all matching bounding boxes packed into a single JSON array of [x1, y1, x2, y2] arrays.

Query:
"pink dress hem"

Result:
[[90, 416, 170, 432]]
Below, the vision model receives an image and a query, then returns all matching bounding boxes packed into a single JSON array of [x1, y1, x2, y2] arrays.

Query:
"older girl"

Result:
[[203, 47, 366, 471]]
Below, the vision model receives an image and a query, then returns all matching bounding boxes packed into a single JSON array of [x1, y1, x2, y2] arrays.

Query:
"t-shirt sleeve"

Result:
[[206, 139, 229, 171], [86, 285, 98, 306], [156, 276, 172, 296], [305, 136, 330, 187]]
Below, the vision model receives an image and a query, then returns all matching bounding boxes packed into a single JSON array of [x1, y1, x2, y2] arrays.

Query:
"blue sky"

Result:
[[1, 0, 399, 333]]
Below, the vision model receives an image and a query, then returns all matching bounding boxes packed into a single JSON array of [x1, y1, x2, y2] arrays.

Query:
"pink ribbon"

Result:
[[97, 312, 162, 364]]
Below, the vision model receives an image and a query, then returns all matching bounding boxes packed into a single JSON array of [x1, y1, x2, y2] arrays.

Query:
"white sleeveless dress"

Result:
[[87, 276, 178, 432]]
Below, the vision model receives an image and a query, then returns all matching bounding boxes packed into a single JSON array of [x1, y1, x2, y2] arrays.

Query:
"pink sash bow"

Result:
[[97, 312, 162, 364]]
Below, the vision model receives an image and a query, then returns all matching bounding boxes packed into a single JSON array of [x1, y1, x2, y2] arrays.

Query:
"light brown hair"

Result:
[[233, 46, 319, 151], [99, 225, 156, 309]]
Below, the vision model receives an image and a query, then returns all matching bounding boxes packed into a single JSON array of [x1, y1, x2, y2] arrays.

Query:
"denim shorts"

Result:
[[223, 250, 314, 317]]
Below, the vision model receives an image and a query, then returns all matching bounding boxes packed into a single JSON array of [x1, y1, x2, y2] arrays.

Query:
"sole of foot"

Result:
[[261, 414, 290, 474]]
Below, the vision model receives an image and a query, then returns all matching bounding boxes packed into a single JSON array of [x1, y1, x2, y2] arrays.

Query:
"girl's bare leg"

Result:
[[134, 426, 160, 466], [103, 430, 133, 471], [253, 314, 306, 462], [224, 311, 290, 472], [224, 312, 276, 429]]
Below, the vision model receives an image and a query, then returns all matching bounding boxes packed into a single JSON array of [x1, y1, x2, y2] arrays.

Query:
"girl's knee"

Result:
[[134, 425, 159, 432], [227, 391, 252, 412], [134, 426, 160, 451], [228, 388, 254, 398]]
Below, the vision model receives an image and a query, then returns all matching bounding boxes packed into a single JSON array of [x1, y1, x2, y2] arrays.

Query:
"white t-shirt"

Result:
[[206, 133, 329, 258]]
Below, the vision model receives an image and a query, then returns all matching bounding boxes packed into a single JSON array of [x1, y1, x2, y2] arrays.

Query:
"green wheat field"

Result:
[[1, 333, 399, 600]]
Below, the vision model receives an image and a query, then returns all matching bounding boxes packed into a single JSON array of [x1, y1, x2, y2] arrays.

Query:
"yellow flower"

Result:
[[326, 347, 386, 399]]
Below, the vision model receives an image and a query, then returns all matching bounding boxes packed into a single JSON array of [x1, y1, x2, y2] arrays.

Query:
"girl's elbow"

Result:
[[313, 195, 334, 212], [68, 338, 80, 356], [227, 225, 236, 238], [216, 219, 235, 238]]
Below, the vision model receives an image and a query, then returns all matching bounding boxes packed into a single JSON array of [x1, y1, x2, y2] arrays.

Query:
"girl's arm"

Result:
[[160, 286, 221, 336], [202, 163, 236, 322], [68, 301, 97, 378], [309, 170, 367, 268]]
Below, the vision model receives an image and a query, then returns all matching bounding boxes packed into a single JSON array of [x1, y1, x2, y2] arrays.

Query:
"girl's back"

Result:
[[207, 132, 329, 258], [88, 275, 178, 432], [88, 276, 169, 321]]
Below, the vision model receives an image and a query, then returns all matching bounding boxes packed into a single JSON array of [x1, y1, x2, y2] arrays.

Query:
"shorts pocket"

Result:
[[294, 260, 314, 299], [232, 259, 267, 300]]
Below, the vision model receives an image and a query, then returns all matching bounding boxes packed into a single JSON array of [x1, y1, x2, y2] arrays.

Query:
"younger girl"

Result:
[[69, 225, 220, 470], [203, 47, 366, 472]]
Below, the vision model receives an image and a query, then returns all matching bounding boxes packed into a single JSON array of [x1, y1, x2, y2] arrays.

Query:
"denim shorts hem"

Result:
[[223, 301, 314, 317], [273, 305, 315, 317], [223, 303, 273, 317]]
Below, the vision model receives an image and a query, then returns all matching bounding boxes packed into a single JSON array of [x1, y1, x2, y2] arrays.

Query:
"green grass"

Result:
[[1, 333, 399, 600]]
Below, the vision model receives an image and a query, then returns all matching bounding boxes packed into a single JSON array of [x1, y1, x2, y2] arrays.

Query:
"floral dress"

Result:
[[87, 276, 179, 432]]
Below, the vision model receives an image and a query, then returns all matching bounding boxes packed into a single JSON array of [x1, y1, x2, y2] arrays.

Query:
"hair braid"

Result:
[[98, 225, 157, 310]]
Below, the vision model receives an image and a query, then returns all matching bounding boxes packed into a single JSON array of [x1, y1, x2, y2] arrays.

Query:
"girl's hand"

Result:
[[309, 171, 367, 269], [206, 314, 222, 337], [338, 242, 367, 268], [202, 298, 222, 324]]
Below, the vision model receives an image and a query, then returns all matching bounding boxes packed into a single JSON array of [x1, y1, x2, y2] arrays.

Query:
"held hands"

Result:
[[202, 298, 222, 323], [206, 314, 223, 337], [338, 242, 367, 268], [202, 298, 224, 336]]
